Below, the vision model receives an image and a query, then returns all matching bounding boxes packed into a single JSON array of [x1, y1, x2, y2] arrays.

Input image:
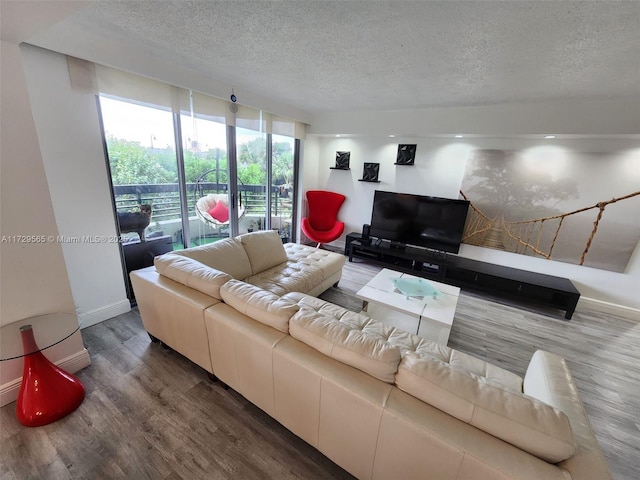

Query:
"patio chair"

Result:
[[195, 193, 245, 235]]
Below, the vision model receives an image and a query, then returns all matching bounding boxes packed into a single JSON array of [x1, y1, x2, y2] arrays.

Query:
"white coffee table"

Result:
[[355, 268, 460, 345]]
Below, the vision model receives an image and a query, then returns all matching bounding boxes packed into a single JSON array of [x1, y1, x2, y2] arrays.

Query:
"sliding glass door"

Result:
[[99, 96, 186, 249], [236, 126, 268, 233], [180, 113, 232, 245], [98, 85, 302, 302], [271, 134, 295, 242]]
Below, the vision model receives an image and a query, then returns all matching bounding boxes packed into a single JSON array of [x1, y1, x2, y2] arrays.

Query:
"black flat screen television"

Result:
[[369, 190, 470, 254]]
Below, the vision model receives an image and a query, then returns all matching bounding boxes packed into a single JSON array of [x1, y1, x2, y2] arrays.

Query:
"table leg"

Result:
[[16, 325, 85, 427]]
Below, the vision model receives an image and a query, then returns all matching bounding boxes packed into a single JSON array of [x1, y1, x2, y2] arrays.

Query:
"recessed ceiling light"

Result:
[[544, 135, 556, 139], [454, 134, 464, 138], [389, 135, 395, 138], [335, 134, 341, 138]]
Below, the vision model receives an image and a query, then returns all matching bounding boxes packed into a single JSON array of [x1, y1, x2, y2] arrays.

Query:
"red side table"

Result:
[[0, 314, 85, 427]]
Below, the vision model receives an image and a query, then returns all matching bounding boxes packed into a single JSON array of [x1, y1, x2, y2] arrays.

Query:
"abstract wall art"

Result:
[[396, 144, 417, 165]]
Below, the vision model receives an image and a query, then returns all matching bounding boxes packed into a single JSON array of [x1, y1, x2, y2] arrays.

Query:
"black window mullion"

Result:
[[266, 133, 273, 230], [173, 112, 190, 248], [292, 138, 301, 243], [226, 125, 240, 237]]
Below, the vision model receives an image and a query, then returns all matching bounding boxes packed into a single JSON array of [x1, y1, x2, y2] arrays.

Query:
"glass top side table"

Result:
[[1, 313, 82, 361], [0, 313, 86, 427]]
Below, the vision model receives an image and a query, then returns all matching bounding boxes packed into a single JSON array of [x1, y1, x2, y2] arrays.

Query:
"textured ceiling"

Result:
[[17, 0, 640, 115]]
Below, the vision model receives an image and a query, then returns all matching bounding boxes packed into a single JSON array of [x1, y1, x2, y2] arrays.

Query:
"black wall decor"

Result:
[[359, 162, 380, 182], [331, 151, 351, 170], [396, 144, 417, 165]]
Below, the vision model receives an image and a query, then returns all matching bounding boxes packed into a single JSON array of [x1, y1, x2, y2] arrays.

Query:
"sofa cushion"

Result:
[[154, 254, 232, 300], [176, 237, 252, 280], [287, 296, 401, 383], [220, 279, 299, 333], [395, 351, 576, 463], [245, 262, 324, 296], [284, 243, 346, 278], [239, 230, 288, 275], [243, 244, 345, 296]]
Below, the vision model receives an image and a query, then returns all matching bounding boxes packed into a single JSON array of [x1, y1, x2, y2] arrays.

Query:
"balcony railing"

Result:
[[113, 182, 293, 223]]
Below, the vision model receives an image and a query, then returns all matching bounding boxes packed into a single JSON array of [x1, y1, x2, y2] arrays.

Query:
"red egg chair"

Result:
[[301, 190, 346, 248]]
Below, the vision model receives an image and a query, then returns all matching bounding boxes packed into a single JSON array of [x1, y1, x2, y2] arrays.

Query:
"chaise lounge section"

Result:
[[130, 230, 611, 480]]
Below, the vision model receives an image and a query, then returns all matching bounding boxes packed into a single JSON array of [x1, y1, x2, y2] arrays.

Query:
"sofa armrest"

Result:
[[155, 254, 232, 299], [524, 350, 612, 479], [130, 266, 220, 373]]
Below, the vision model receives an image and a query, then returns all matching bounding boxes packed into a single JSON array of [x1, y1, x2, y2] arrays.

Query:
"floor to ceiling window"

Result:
[[236, 125, 268, 233], [271, 134, 295, 242], [99, 96, 186, 249], [94, 66, 304, 301], [100, 96, 301, 247], [180, 111, 231, 245]]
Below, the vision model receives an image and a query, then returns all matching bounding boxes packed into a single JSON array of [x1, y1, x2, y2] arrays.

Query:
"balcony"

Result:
[[113, 182, 293, 248]]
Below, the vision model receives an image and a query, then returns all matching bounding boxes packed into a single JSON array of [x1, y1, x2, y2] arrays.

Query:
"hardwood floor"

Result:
[[0, 310, 352, 480], [1, 260, 638, 479]]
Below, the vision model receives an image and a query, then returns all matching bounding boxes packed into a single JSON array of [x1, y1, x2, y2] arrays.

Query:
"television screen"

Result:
[[369, 190, 470, 254]]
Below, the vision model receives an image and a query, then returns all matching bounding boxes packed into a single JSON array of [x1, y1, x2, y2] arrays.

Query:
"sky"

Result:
[[99, 96, 265, 151]]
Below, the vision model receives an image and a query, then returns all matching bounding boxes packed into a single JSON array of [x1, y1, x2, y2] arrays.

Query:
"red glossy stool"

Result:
[[16, 324, 85, 427]]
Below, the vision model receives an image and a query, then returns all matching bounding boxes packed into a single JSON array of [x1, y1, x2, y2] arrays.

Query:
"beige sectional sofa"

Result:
[[130, 230, 345, 373], [130, 230, 612, 480]]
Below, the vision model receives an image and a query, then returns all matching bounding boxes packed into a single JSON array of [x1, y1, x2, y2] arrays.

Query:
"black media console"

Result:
[[345, 232, 580, 319]]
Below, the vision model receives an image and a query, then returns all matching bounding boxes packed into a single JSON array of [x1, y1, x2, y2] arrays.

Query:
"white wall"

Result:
[[303, 134, 640, 317], [311, 99, 640, 137], [0, 41, 89, 406], [21, 44, 130, 328]]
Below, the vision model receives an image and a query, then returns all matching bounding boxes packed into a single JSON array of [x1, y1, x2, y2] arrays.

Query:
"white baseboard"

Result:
[[79, 300, 131, 329], [579, 296, 640, 321], [0, 348, 91, 408]]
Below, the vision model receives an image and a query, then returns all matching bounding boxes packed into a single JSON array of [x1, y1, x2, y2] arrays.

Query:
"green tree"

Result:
[[107, 137, 176, 185], [108, 135, 293, 191], [183, 148, 229, 184], [238, 163, 265, 185], [238, 138, 265, 166], [238, 138, 266, 185], [272, 141, 293, 185], [236, 138, 294, 186]]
